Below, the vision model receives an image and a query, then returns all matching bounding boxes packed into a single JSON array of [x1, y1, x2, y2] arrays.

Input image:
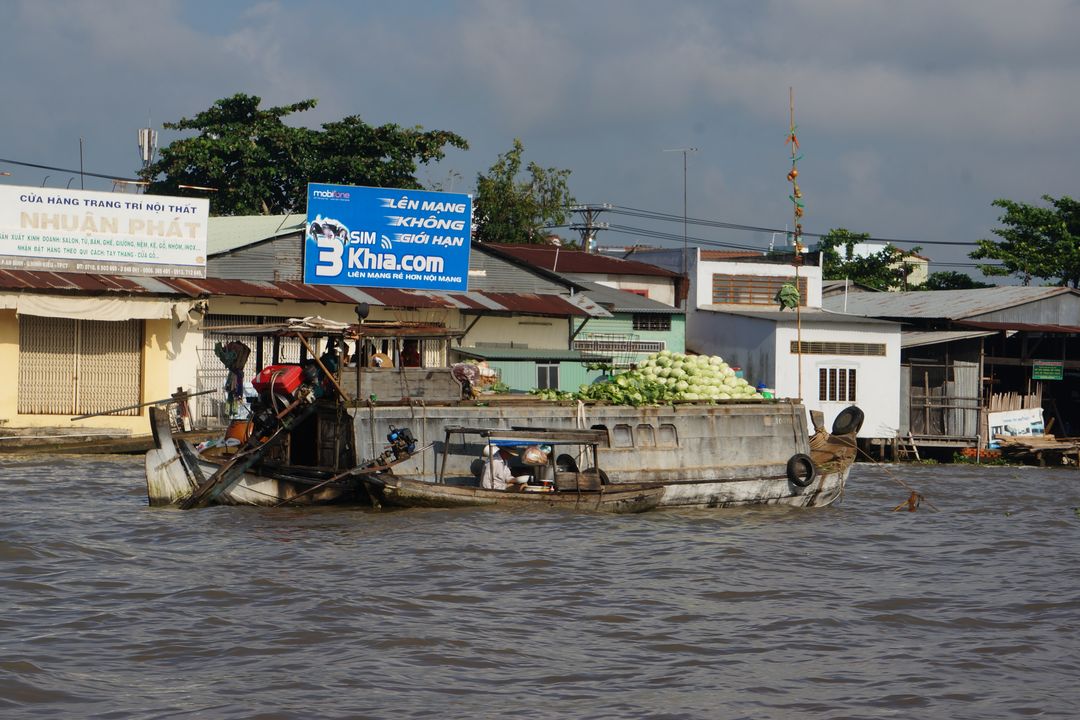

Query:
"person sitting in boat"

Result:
[[400, 339, 421, 368], [480, 444, 530, 492]]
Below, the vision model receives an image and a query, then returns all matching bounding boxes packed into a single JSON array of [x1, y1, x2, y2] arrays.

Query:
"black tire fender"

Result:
[[786, 453, 816, 487], [831, 406, 865, 436]]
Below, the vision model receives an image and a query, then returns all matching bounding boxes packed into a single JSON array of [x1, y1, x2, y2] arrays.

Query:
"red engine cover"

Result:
[[252, 364, 303, 395]]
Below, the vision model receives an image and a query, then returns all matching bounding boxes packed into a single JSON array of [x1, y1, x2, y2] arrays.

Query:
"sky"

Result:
[[2, 0, 1079, 282]]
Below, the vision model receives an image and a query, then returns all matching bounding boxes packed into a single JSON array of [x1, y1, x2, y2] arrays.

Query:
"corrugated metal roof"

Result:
[[571, 279, 682, 314], [956, 319, 1080, 333], [699, 305, 899, 326], [0, 271, 598, 317], [207, 214, 305, 255], [485, 243, 680, 277], [902, 329, 998, 348], [821, 286, 1076, 320], [0, 269, 147, 292], [455, 347, 608, 362], [821, 279, 881, 295]]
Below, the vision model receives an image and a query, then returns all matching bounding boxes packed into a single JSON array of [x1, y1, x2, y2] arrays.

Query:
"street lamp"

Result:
[[663, 147, 698, 295]]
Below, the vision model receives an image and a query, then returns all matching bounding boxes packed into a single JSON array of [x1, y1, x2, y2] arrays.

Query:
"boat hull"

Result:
[[145, 408, 360, 507], [654, 467, 847, 509], [371, 477, 664, 514], [352, 400, 856, 510], [145, 401, 858, 511]]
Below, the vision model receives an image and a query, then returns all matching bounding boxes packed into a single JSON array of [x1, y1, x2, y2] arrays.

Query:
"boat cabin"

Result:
[[438, 426, 610, 492]]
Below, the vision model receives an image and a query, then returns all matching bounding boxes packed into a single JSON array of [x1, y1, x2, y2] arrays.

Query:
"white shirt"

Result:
[[480, 453, 527, 490]]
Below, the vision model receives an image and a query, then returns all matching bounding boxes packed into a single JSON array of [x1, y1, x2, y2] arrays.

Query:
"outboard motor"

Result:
[[386, 425, 417, 458], [367, 425, 417, 468]]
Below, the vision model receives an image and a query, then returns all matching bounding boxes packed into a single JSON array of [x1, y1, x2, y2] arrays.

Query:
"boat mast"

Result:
[[786, 87, 805, 400]]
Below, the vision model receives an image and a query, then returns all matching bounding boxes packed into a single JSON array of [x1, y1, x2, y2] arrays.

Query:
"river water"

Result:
[[1, 456, 1078, 719]]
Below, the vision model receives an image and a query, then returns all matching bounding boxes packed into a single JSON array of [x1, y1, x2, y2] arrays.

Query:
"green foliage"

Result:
[[970, 196, 1080, 288], [139, 93, 468, 216], [919, 271, 993, 290], [952, 452, 1008, 466], [473, 139, 575, 244], [818, 228, 923, 290]]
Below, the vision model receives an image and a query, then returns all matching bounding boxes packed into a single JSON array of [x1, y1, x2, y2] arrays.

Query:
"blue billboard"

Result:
[[304, 183, 471, 292]]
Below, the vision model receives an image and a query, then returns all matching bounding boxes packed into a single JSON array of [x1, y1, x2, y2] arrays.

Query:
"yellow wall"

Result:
[[0, 310, 174, 434], [461, 314, 568, 348], [0, 310, 18, 428]]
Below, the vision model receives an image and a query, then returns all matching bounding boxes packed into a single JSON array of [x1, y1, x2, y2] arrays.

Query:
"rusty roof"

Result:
[[0, 270, 598, 317], [485, 243, 680, 277], [699, 249, 766, 261]]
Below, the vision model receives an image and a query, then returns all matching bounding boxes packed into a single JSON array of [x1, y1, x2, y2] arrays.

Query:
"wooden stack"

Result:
[[989, 389, 1043, 412], [994, 434, 1080, 467]]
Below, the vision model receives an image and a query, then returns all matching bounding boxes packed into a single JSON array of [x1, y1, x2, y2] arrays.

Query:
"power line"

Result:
[[606, 223, 767, 253], [602, 222, 1004, 271], [608, 204, 983, 247], [0, 156, 142, 183]]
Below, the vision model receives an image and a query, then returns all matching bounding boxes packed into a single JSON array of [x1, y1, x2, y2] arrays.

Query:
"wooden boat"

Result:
[[362, 427, 664, 514], [368, 476, 663, 513], [144, 318, 862, 510]]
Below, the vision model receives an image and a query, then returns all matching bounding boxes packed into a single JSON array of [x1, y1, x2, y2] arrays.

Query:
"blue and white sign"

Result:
[[304, 183, 471, 292]]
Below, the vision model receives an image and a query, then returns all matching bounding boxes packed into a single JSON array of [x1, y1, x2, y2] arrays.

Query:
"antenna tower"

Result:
[[138, 127, 158, 169]]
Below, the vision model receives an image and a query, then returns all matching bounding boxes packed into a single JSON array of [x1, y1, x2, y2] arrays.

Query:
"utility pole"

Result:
[[570, 203, 611, 253], [663, 147, 697, 282]]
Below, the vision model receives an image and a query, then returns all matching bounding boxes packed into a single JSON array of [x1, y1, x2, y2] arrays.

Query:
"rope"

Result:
[[575, 401, 589, 468], [855, 445, 940, 511]]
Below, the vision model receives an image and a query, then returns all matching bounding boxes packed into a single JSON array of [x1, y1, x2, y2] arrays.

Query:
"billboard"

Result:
[[987, 408, 1045, 448], [0, 185, 208, 278], [304, 183, 471, 292]]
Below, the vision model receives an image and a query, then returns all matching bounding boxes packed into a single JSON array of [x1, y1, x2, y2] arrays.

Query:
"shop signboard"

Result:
[[0, 184, 208, 278], [1032, 361, 1063, 381], [304, 183, 471, 292]]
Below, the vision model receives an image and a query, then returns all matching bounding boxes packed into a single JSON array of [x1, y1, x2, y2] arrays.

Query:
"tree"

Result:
[[817, 228, 921, 290], [139, 93, 468, 216], [970, 196, 1080, 287], [473, 139, 575, 244], [920, 271, 993, 290]]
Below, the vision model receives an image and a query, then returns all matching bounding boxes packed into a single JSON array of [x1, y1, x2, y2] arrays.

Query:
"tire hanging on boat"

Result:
[[831, 406, 865, 436], [786, 453, 816, 487]]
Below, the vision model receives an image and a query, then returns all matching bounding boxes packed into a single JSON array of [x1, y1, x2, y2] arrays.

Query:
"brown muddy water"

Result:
[[1, 456, 1078, 719]]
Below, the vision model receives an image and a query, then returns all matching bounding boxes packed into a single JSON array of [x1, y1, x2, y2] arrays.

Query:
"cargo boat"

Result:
[[145, 319, 861, 510]]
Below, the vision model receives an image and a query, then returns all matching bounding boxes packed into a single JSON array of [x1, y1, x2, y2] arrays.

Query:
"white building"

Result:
[[837, 242, 929, 289], [614, 248, 902, 440]]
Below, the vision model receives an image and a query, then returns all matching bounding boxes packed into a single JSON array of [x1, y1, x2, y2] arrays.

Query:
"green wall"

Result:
[[484, 360, 603, 394], [574, 312, 685, 362], [479, 313, 685, 394]]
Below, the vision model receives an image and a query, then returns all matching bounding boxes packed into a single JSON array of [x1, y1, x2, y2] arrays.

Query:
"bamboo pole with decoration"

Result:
[[785, 87, 805, 400]]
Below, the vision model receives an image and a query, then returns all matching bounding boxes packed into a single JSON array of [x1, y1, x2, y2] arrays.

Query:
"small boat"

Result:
[[367, 476, 664, 513], [362, 427, 664, 514]]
